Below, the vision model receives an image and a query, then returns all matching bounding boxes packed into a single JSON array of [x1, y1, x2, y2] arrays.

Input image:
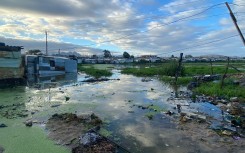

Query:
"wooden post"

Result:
[[45, 31, 48, 55], [230, 65, 241, 72], [220, 57, 230, 89], [226, 2, 245, 46], [175, 53, 184, 84], [210, 59, 213, 75]]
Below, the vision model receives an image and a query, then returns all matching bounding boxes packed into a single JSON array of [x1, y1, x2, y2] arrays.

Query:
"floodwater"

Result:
[[0, 68, 238, 153]]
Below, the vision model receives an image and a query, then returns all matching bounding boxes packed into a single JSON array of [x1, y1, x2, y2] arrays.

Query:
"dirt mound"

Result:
[[72, 138, 116, 153], [46, 113, 118, 153]]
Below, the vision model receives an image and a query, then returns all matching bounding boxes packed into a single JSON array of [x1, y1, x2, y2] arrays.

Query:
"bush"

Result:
[[121, 61, 185, 77], [194, 81, 245, 99], [78, 66, 112, 78]]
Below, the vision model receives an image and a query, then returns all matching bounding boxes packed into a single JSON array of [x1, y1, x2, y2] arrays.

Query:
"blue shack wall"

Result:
[[65, 59, 77, 73]]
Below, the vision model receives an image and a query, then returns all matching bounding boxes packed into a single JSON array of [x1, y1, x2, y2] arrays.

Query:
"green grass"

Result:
[[99, 128, 113, 137], [121, 67, 159, 77], [121, 62, 245, 77], [184, 65, 240, 76], [81, 64, 115, 70], [194, 81, 245, 99], [145, 112, 155, 120], [121, 61, 184, 77], [78, 65, 112, 78]]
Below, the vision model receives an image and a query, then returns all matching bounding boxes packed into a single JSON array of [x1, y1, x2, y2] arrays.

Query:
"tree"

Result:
[[103, 50, 112, 58], [123, 51, 130, 58], [185, 55, 193, 58], [92, 54, 98, 59], [26, 49, 42, 55]]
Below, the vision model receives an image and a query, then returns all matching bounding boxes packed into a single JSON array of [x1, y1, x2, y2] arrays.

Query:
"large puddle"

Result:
[[0, 68, 244, 153]]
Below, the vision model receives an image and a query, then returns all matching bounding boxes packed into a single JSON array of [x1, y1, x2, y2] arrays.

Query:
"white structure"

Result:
[[26, 55, 77, 76]]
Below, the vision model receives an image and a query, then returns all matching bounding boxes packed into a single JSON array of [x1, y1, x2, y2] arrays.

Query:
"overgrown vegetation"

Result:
[[185, 65, 239, 76], [121, 61, 245, 86], [145, 112, 155, 120], [121, 61, 184, 77], [78, 65, 112, 78], [194, 80, 245, 99]]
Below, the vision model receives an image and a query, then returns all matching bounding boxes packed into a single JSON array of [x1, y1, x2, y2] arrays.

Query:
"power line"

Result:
[[161, 0, 210, 8], [129, 13, 230, 40], [74, 5, 226, 33], [157, 34, 240, 56], [82, 3, 225, 47], [93, 13, 229, 42], [236, 12, 245, 14], [228, 3, 245, 7], [74, 1, 223, 25], [122, 4, 225, 22], [45, 3, 226, 52]]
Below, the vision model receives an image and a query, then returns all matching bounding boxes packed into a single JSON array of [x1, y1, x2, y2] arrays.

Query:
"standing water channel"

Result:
[[0, 67, 244, 153]]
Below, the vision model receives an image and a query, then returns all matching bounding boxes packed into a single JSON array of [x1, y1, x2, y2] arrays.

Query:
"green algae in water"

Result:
[[0, 120, 68, 153], [99, 128, 113, 137], [145, 112, 156, 120], [145, 105, 166, 120], [147, 105, 164, 112], [31, 103, 98, 119]]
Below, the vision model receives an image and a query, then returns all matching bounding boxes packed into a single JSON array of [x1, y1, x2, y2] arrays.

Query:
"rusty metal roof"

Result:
[[0, 46, 23, 52]]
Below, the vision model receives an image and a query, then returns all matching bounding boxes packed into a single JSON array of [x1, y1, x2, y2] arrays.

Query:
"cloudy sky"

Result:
[[0, 0, 244, 57]]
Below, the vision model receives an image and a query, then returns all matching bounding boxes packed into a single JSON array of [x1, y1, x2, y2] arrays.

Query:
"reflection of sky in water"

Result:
[[12, 71, 224, 153]]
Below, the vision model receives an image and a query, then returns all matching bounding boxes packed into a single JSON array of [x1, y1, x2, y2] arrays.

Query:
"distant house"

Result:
[[84, 58, 97, 64], [149, 56, 161, 63], [134, 55, 160, 63], [26, 55, 77, 76], [77, 58, 83, 64]]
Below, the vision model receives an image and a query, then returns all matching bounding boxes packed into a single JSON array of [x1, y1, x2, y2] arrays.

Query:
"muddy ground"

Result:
[[178, 121, 245, 153], [46, 113, 117, 153]]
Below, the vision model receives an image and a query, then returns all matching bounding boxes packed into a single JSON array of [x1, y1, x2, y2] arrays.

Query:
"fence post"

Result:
[[210, 59, 213, 75], [175, 53, 184, 84], [220, 57, 230, 89]]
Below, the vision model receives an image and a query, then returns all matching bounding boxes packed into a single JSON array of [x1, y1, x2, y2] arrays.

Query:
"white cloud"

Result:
[[0, 0, 244, 56]]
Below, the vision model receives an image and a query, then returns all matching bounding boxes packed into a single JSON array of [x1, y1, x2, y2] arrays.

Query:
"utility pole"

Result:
[[225, 2, 245, 46], [45, 30, 48, 55]]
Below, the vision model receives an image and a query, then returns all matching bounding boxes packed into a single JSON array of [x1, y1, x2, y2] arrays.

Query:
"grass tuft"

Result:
[[78, 65, 112, 78], [194, 81, 245, 99], [121, 61, 184, 77]]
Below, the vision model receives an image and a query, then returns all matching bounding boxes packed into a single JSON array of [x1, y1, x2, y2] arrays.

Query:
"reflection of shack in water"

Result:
[[26, 55, 77, 88], [27, 72, 78, 89]]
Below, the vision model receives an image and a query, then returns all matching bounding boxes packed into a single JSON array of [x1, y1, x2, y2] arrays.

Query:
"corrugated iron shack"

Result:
[[0, 42, 25, 86], [26, 55, 77, 76]]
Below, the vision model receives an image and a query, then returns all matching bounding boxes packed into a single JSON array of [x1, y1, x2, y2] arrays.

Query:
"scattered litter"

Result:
[[0, 123, 7, 128], [65, 96, 70, 101], [80, 132, 102, 146], [51, 104, 61, 108]]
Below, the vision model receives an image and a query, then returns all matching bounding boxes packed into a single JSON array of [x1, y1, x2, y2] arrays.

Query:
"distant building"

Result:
[[135, 55, 160, 63]]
